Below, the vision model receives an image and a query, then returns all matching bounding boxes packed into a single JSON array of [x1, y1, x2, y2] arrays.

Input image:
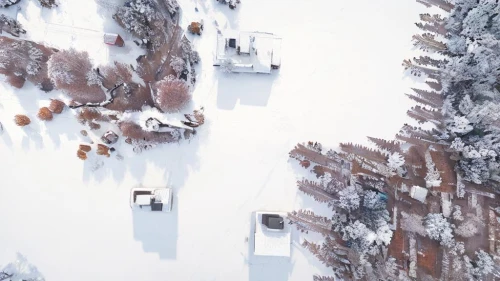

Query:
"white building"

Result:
[[214, 31, 282, 74], [410, 185, 428, 203], [130, 186, 173, 212], [253, 211, 291, 257]]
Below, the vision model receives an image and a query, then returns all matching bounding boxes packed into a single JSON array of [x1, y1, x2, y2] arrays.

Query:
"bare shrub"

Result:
[[119, 121, 177, 144], [154, 75, 190, 113], [77, 108, 102, 124], [77, 149, 87, 160], [37, 107, 53, 121], [48, 99, 65, 113], [79, 144, 91, 152], [89, 122, 101, 130], [100, 62, 133, 88], [14, 114, 30, 126], [80, 130, 88, 136], [48, 48, 105, 103]]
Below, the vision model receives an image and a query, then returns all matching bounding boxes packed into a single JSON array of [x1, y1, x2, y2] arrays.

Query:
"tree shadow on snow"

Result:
[[246, 212, 293, 281], [216, 72, 278, 110], [131, 191, 179, 259], [0, 128, 13, 147]]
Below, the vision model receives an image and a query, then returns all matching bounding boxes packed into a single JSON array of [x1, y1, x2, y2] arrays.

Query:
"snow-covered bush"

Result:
[[424, 150, 441, 188], [165, 0, 179, 16], [0, 37, 53, 90], [220, 58, 235, 73], [48, 48, 105, 103], [423, 213, 454, 247], [338, 186, 360, 211], [401, 212, 426, 236], [0, 14, 26, 37], [170, 56, 186, 77], [38, 0, 57, 8], [0, 0, 20, 8], [153, 75, 190, 113]]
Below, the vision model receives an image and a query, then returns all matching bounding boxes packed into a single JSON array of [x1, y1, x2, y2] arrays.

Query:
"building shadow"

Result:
[[131, 190, 178, 259], [216, 72, 277, 110], [247, 212, 292, 281]]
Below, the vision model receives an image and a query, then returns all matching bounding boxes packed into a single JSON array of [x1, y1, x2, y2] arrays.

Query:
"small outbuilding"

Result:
[[104, 33, 124, 47], [410, 185, 428, 203], [253, 211, 291, 257]]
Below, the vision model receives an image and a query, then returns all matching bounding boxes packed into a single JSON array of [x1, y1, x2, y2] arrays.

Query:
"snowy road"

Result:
[[0, 0, 426, 280]]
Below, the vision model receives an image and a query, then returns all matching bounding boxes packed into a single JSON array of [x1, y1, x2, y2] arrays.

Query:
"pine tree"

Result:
[[340, 143, 387, 163], [416, 0, 454, 12], [412, 33, 447, 52], [296, 179, 337, 204]]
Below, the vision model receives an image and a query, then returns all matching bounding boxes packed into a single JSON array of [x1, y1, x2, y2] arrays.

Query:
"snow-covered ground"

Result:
[[0, 0, 426, 280]]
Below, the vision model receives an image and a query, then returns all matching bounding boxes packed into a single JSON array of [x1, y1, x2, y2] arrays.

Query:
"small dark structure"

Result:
[[104, 33, 125, 47], [261, 214, 284, 230], [101, 130, 119, 145]]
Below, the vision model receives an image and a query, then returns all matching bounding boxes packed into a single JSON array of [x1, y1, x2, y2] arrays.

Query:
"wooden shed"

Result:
[[104, 33, 124, 47]]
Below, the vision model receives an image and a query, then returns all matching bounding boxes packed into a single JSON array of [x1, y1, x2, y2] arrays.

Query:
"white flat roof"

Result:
[[254, 211, 291, 257], [136, 194, 151, 205], [239, 33, 251, 54]]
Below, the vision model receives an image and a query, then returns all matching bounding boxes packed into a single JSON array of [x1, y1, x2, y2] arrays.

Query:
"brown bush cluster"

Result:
[[14, 114, 30, 126], [37, 107, 53, 121], [154, 76, 190, 113], [48, 99, 65, 114]]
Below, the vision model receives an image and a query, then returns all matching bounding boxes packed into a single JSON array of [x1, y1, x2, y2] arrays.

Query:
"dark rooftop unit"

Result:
[[261, 214, 284, 230]]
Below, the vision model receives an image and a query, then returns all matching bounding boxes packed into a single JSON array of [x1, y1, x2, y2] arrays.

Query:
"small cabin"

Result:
[[104, 33, 124, 47]]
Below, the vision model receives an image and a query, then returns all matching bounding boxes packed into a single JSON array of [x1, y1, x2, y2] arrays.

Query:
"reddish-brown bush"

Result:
[[77, 149, 87, 160], [154, 75, 190, 113], [300, 160, 311, 168], [100, 62, 133, 87], [79, 144, 91, 152], [14, 114, 30, 126], [97, 144, 110, 157], [47, 48, 105, 103], [37, 107, 53, 121], [77, 108, 102, 124], [48, 99, 65, 113], [7, 75, 26, 89], [119, 121, 177, 144]]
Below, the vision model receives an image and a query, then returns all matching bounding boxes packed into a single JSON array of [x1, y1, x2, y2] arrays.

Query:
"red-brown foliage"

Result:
[[97, 144, 110, 157], [47, 48, 105, 103], [7, 75, 26, 88], [79, 144, 91, 152], [154, 75, 190, 113], [14, 114, 30, 126], [119, 121, 177, 144], [48, 99, 65, 114], [100, 62, 133, 89], [37, 107, 53, 121], [77, 108, 102, 124], [77, 149, 87, 160]]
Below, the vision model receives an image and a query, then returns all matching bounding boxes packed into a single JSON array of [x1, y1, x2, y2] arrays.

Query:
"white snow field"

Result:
[[0, 0, 427, 280]]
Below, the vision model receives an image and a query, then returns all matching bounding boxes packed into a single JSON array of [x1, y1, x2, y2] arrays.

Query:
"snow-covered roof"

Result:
[[254, 211, 291, 257], [214, 31, 281, 74], [103, 33, 121, 44], [410, 186, 428, 203]]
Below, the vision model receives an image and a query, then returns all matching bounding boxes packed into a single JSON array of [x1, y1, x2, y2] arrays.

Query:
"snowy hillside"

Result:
[[0, 0, 426, 280]]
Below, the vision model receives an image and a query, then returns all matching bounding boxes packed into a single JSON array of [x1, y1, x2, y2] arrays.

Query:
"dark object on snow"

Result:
[[104, 33, 124, 47], [228, 38, 236, 48], [261, 214, 284, 230], [80, 130, 88, 137], [0, 121, 3, 134], [109, 147, 115, 152], [181, 120, 200, 128], [101, 130, 119, 145], [151, 200, 163, 211], [195, 7, 198, 12]]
